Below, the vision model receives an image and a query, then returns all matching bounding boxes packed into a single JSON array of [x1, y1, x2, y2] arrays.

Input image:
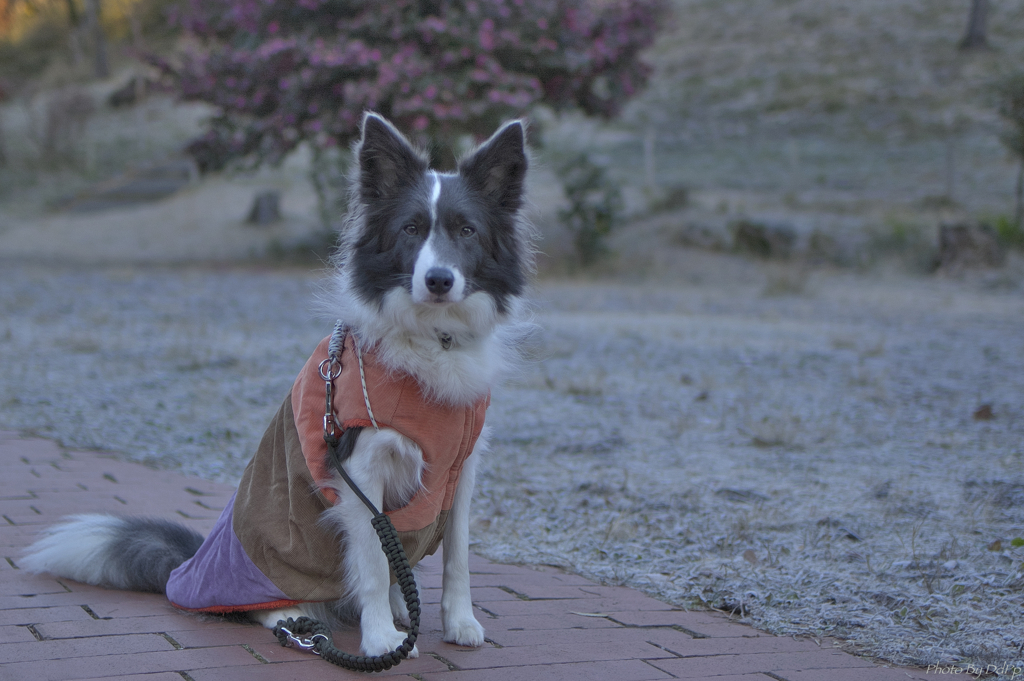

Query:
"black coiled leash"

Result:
[[272, 323, 419, 672]]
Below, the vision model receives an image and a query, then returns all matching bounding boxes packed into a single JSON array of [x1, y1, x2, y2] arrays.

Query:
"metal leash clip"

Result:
[[278, 626, 329, 655], [319, 355, 342, 441], [320, 320, 347, 442]]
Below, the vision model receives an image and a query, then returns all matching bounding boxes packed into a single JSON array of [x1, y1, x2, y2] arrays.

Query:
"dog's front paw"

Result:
[[443, 615, 485, 647], [252, 606, 307, 630], [362, 627, 419, 659]]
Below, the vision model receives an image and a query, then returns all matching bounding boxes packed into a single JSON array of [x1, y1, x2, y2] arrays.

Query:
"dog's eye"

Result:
[[403, 224, 419, 236], [460, 225, 476, 237]]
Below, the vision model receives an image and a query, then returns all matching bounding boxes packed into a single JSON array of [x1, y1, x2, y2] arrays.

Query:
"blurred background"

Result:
[[1, 1, 1023, 674], [0, 0, 1022, 271]]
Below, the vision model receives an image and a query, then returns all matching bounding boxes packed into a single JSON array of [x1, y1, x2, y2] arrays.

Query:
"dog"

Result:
[[21, 112, 533, 659]]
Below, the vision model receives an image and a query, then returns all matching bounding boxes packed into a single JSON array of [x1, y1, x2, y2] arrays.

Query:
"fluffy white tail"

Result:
[[22, 514, 204, 593]]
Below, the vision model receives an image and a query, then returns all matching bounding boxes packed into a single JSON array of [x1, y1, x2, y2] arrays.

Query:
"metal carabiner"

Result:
[[320, 354, 343, 441], [278, 627, 329, 655], [323, 413, 340, 439]]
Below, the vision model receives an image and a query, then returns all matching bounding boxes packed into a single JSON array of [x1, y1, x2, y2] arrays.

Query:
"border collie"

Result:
[[22, 112, 533, 659]]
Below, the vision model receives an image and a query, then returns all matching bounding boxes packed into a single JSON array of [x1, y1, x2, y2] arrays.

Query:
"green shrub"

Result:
[[993, 214, 1024, 250], [556, 152, 623, 267], [166, 0, 668, 171], [996, 74, 1024, 228], [869, 219, 937, 272]]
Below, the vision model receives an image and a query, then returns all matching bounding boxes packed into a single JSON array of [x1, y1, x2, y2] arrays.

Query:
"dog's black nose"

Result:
[[425, 268, 454, 295]]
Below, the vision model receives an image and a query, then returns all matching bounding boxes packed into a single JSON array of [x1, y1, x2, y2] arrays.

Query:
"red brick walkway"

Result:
[[0, 431, 931, 680]]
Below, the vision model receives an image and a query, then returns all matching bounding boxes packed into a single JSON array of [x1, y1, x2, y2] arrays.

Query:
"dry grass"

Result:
[[536, 0, 1024, 269]]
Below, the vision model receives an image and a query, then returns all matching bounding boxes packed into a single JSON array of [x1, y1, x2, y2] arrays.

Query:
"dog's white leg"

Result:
[[441, 440, 485, 647], [389, 566, 420, 627], [325, 429, 421, 659]]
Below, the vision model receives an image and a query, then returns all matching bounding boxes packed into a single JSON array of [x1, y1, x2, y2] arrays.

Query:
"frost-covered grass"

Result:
[[476, 272, 1024, 672], [0, 256, 1021, 673]]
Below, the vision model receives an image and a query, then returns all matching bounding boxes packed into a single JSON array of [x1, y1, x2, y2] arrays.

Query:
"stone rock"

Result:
[[936, 223, 1004, 273], [732, 219, 796, 259]]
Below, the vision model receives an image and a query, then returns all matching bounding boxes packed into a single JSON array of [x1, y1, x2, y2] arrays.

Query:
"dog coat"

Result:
[[165, 334, 488, 613]]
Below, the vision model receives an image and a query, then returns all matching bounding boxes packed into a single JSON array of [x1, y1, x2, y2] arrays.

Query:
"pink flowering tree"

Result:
[[157, 0, 667, 171]]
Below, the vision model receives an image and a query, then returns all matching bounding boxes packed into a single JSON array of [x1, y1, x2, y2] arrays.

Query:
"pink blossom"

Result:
[[167, 0, 666, 168], [478, 18, 495, 51]]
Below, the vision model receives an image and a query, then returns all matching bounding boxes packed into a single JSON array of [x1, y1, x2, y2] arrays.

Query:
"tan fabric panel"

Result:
[[233, 394, 447, 602]]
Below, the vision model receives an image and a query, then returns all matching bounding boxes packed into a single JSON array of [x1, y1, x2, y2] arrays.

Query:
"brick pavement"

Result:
[[0, 431, 932, 680]]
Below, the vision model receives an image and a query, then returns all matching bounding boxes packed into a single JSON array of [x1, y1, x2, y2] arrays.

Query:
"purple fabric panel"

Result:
[[166, 491, 289, 610]]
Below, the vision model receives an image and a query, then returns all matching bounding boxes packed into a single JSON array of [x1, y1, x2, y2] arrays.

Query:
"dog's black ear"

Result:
[[357, 113, 429, 201], [459, 120, 527, 213]]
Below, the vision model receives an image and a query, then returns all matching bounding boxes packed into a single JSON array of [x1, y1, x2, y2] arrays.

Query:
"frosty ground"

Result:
[[1, 254, 1021, 673]]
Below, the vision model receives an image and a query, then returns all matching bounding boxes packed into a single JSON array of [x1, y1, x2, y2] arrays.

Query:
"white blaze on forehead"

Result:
[[429, 171, 441, 226]]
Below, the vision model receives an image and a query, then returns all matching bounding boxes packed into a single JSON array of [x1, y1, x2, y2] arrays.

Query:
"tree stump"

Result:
[[247, 190, 282, 225], [108, 76, 150, 108], [958, 0, 990, 51]]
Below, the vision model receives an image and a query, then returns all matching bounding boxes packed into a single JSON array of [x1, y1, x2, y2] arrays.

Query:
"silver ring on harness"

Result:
[[318, 357, 341, 381]]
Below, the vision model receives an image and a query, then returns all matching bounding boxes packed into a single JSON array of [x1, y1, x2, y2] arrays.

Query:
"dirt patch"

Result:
[[0, 172, 327, 264]]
